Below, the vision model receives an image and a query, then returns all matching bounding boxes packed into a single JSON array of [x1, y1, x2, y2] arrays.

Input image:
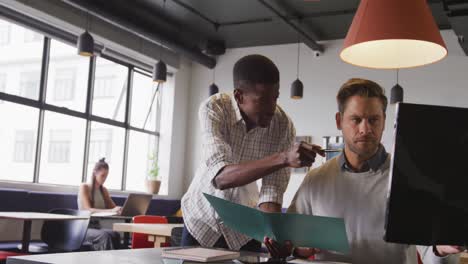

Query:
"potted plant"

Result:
[[146, 154, 161, 194]]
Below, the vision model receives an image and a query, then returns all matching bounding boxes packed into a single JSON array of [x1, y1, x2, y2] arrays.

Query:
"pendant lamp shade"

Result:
[[209, 83, 219, 96], [390, 84, 404, 104], [77, 31, 94, 57], [153, 60, 167, 83], [340, 0, 447, 69], [291, 79, 303, 99]]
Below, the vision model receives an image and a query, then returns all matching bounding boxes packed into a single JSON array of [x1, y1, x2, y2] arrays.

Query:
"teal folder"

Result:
[[203, 193, 349, 253]]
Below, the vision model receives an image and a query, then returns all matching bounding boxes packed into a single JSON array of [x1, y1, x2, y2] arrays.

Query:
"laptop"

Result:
[[384, 103, 468, 245], [92, 193, 153, 218]]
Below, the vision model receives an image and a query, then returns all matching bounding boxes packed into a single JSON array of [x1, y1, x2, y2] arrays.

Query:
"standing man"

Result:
[[181, 54, 324, 251], [266, 78, 462, 264]]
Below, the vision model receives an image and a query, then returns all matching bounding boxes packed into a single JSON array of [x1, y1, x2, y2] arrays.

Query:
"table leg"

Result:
[[123, 218, 131, 248], [21, 220, 32, 253], [152, 236, 167, 248]]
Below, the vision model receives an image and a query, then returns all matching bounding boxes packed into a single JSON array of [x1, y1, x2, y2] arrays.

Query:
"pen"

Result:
[[322, 149, 342, 152]]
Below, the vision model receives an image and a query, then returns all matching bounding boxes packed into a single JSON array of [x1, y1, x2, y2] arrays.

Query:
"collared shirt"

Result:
[[337, 145, 388, 172], [181, 92, 295, 250]]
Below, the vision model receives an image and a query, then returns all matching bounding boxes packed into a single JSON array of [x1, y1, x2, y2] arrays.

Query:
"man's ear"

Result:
[[336, 112, 342, 130], [234, 89, 243, 104]]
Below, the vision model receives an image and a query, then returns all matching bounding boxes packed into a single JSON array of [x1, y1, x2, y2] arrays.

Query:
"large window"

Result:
[[53, 68, 76, 101], [46, 40, 88, 112], [92, 57, 128, 121], [131, 72, 161, 131], [0, 23, 10, 46], [87, 122, 125, 190], [126, 131, 157, 192], [0, 18, 162, 192], [19, 71, 40, 99], [14, 130, 35, 163], [0, 102, 38, 182], [39, 112, 86, 186]]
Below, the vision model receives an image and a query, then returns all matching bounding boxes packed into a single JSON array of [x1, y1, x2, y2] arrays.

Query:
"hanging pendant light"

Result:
[[77, 12, 94, 57], [291, 37, 303, 99], [153, 0, 168, 83], [291, 79, 303, 99], [208, 64, 219, 96], [390, 69, 404, 104], [340, 0, 447, 69], [209, 83, 219, 96], [153, 60, 167, 83]]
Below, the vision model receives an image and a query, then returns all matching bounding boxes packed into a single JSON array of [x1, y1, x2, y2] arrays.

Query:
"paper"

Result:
[[203, 193, 349, 254], [91, 212, 118, 217]]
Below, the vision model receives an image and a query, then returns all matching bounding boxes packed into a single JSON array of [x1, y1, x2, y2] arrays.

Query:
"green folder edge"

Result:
[[203, 193, 349, 254]]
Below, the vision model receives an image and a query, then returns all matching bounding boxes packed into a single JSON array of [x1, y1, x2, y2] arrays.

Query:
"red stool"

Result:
[[0, 251, 27, 263], [131, 215, 169, 249]]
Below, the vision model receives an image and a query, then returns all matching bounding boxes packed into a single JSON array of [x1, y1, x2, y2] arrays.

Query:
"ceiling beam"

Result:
[[257, 0, 324, 52]]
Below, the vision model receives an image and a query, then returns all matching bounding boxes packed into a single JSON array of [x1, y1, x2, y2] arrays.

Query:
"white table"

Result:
[[0, 212, 89, 253], [113, 223, 183, 248], [7, 248, 267, 264]]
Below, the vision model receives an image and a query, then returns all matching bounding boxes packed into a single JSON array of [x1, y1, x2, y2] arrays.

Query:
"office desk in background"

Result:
[[113, 223, 183, 248], [0, 212, 89, 253]]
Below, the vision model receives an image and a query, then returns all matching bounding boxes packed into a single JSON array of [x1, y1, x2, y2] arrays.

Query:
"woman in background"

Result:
[[78, 158, 122, 250]]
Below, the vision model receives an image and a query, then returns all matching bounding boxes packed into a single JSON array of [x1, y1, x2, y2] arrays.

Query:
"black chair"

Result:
[[170, 227, 183, 247], [40, 208, 91, 252]]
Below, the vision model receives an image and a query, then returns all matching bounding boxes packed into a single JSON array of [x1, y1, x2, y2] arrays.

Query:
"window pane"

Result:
[[0, 102, 38, 182], [39, 111, 86, 185], [125, 131, 157, 192], [0, 19, 43, 100], [46, 40, 89, 112], [130, 72, 160, 131], [87, 122, 125, 190], [92, 58, 128, 121]]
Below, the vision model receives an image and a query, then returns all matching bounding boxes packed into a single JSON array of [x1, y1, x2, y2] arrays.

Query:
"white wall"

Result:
[[183, 30, 468, 207]]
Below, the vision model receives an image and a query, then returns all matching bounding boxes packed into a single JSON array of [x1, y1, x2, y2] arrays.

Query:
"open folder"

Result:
[[204, 193, 349, 253]]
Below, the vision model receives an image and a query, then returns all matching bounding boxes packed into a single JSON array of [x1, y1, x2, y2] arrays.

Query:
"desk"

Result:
[[7, 248, 267, 264], [0, 212, 88, 253], [91, 215, 133, 248], [113, 223, 183, 248]]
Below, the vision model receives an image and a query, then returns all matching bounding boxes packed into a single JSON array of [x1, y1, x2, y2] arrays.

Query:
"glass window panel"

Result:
[[24, 31, 42, 43], [0, 22, 10, 46], [46, 39, 89, 112], [92, 57, 128, 122], [130, 71, 160, 131], [87, 122, 125, 190], [53, 68, 76, 101], [14, 130, 35, 162], [39, 111, 85, 185], [0, 73, 6, 104], [0, 19, 43, 100], [125, 131, 157, 192], [0, 102, 38, 182]]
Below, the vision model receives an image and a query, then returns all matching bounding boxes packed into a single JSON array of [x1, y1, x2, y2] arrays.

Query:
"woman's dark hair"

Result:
[[90, 158, 109, 207]]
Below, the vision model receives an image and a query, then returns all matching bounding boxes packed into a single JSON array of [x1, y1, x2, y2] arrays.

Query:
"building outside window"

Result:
[[89, 128, 113, 163], [0, 73, 6, 103], [19, 71, 40, 99], [0, 24, 10, 46], [24, 30, 42, 43], [48, 130, 71, 163], [13, 130, 35, 162], [54, 68, 76, 101]]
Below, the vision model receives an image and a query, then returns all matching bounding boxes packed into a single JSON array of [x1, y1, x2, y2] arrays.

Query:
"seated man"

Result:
[[266, 78, 462, 264]]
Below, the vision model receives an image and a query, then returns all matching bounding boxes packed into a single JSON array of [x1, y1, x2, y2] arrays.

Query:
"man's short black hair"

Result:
[[233, 54, 279, 90]]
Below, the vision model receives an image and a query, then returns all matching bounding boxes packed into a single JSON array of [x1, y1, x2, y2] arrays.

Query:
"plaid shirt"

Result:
[[181, 92, 295, 250]]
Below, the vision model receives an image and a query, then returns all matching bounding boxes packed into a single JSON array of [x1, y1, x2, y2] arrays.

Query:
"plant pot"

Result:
[[146, 180, 161, 194]]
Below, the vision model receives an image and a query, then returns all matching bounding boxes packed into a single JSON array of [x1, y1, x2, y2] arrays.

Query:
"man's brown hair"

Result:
[[337, 78, 388, 114]]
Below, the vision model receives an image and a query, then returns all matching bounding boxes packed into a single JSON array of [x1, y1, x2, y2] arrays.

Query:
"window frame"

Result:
[[0, 20, 162, 192]]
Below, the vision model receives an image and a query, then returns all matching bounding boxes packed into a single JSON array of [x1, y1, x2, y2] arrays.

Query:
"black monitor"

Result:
[[384, 103, 468, 246]]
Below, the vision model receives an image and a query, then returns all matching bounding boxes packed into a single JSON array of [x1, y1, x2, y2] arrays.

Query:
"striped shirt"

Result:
[[181, 92, 295, 250]]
